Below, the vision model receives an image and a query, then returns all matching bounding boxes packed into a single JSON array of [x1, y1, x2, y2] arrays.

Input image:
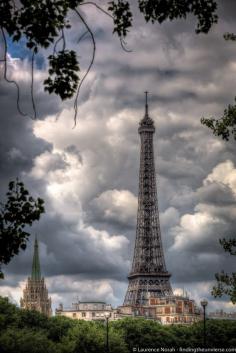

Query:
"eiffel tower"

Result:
[[123, 93, 173, 306]]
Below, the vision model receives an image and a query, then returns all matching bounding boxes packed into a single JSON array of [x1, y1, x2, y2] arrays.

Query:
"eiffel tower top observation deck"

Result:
[[123, 93, 173, 306]]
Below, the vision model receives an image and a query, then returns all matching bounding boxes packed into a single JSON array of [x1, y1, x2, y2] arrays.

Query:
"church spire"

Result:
[[21, 235, 51, 316], [31, 236, 41, 281]]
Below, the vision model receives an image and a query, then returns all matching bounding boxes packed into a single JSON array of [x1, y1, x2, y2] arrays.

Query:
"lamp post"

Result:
[[200, 299, 208, 348], [105, 312, 110, 353]]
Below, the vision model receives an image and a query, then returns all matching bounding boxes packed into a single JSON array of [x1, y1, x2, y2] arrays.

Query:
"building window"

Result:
[[92, 312, 95, 317], [165, 307, 171, 314], [82, 312, 86, 317], [73, 313, 76, 318]]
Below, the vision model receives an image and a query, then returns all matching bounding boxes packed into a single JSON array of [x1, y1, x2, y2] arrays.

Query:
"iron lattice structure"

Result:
[[124, 95, 173, 306]]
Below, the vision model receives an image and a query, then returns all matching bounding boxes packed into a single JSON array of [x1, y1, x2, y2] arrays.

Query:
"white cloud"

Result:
[[160, 207, 180, 229], [170, 160, 236, 253], [46, 275, 127, 310], [0, 280, 26, 307], [171, 211, 222, 251], [92, 189, 137, 226], [204, 160, 236, 192]]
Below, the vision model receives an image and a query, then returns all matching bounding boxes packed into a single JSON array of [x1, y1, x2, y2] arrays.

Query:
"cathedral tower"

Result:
[[123, 93, 173, 306], [20, 237, 52, 316]]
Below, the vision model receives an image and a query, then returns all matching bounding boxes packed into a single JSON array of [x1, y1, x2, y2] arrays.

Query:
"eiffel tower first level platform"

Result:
[[123, 93, 173, 306]]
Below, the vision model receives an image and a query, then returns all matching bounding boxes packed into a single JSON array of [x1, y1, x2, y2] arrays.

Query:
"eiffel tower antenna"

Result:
[[145, 91, 149, 116]]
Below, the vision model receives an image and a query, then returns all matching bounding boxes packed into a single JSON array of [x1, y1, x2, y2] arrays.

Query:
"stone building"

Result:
[[118, 295, 200, 324], [148, 295, 201, 324], [20, 237, 52, 317], [208, 310, 236, 320], [56, 301, 118, 321]]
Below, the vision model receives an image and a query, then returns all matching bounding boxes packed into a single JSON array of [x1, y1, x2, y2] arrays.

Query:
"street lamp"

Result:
[[105, 312, 111, 353], [200, 299, 208, 348]]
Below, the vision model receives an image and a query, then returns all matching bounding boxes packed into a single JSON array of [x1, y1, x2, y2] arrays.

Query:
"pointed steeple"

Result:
[[31, 236, 41, 281], [21, 235, 51, 316]]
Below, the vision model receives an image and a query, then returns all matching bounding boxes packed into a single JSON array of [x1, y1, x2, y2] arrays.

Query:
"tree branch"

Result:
[[120, 37, 132, 52], [53, 33, 64, 55], [80, 2, 114, 19], [31, 50, 37, 119], [79, 1, 132, 53], [0, 27, 29, 118], [73, 9, 96, 127], [62, 28, 66, 51], [77, 30, 89, 44]]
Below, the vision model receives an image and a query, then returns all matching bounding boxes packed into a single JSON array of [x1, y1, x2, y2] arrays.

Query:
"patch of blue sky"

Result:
[[7, 35, 45, 70]]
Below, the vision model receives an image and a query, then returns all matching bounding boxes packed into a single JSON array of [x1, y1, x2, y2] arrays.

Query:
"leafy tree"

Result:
[[0, 179, 45, 279], [0, 0, 218, 123], [17, 308, 49, 331], [60, 320, 128, 353], [1, 298, 236, 352], [212, 237, 236, 304], [111, 317, 179, 349], [0, 297, 19, 331], [0, 328, 58, 353], [201, 99, 236, 141], [167, 324, 194, 348], [201, 32, 236, 303], [47, 316, 76, 342], [201, 31, 236, 141], [190, 320, 236, 348]]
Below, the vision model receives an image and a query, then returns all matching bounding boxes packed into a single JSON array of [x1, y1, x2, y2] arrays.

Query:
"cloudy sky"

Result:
[[1, 0, 236, 313]]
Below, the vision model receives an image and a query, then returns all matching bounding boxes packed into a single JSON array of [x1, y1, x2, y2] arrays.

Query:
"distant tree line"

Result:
[[0, 297, 236, 353]]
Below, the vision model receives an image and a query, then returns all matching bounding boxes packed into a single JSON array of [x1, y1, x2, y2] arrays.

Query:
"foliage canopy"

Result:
[[1, 297, 236, 353], [201, 98, 236, 141], [0, 179, 44, 279], [212, 237, 236, 304]]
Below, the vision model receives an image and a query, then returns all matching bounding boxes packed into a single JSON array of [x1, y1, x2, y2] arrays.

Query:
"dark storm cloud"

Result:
[[0, 84, 51, 195], [4, 207, 130, 282], [217, 0, 236, 23], [168, 250, 235, 284], [0, 56, 66, 193], [1, 0, 236, 310], [197, 182, 236, 205]]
